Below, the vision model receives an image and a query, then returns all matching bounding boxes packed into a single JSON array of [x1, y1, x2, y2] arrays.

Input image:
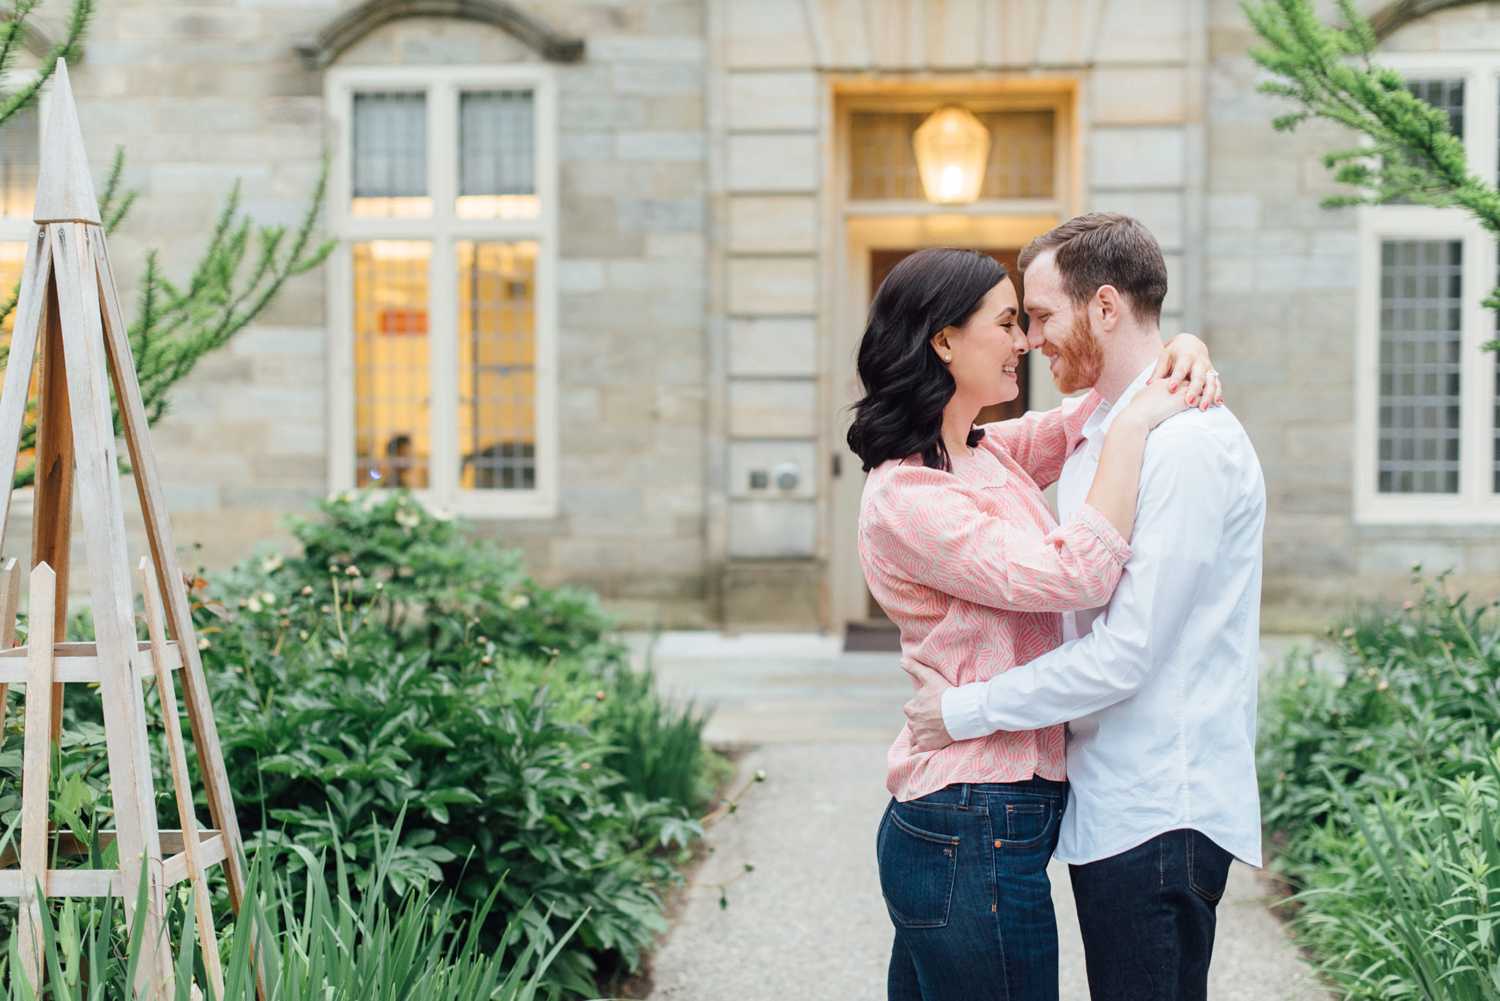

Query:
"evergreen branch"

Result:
[[1245, 0, 1500, 351], [0, 0, 41, 80]]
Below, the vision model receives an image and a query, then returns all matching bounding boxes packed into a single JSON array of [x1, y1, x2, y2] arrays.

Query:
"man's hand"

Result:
[[902, 660, 956, 753]]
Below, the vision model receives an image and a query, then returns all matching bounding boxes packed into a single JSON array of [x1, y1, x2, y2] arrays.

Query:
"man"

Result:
[[902, 213, 1266, 1001]]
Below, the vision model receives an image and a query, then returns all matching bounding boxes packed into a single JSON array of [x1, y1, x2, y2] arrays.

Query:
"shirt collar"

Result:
[[1080, 363, 1156, 444]]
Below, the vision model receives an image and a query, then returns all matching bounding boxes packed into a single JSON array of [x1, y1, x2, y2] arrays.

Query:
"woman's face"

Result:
[[933, 276, 1026, 406]]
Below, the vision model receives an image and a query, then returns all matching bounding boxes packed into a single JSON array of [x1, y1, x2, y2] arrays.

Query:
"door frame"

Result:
[[820, 76, 1083, 632], [828, 217, 1065, 628]]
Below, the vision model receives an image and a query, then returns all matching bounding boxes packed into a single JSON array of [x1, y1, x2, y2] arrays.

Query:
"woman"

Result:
[[847, 248, 1220, 1001]]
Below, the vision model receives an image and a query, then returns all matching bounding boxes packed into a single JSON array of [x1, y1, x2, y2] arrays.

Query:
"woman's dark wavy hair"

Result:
[[846, 248, 1008, 473]]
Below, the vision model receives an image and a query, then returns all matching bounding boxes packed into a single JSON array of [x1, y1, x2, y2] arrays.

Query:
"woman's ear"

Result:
[[930, 328, 953, 364]]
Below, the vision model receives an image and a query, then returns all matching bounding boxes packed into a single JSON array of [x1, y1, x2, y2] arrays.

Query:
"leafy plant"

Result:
[[1259, 572, 1500, 999], [0, 815, 586, 1000], [1245, 0, 1500, 349]]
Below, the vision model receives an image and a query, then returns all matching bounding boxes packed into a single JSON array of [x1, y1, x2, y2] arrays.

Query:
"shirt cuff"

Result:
[[941, 682, 993, 742], [1072, 502, 1132, 565]]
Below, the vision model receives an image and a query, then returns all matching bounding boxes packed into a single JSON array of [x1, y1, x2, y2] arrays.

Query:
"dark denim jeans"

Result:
[[1067, 828, 1233, 1001], [876, 778, 1067, 1001]]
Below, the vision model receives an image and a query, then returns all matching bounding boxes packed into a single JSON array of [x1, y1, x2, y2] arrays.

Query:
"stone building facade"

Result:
[[2, 0, 1496, 634]]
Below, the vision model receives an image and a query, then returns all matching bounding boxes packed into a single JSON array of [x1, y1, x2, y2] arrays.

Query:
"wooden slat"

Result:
[[32, 252, 75, 744], [0, 828, 224, 867], [0, 558, 20, 750], [92, 226, 262, 1001], [49, 222, 174, 997], [142, 557, 224, 998], [0, 868, 122, 898], [93, 226, 249, 893], [18, 563, 56, 993], [0, 226, 50, 544], [0, 642, 183, 684], [162, 835, 227, 889]]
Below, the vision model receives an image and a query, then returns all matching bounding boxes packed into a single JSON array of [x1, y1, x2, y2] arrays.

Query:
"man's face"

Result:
[[1022, 252, 1104, 394]]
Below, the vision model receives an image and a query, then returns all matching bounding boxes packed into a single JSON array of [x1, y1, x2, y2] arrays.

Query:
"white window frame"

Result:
[[325, 64, 559, 519], [1356, 53, 1500, 525]]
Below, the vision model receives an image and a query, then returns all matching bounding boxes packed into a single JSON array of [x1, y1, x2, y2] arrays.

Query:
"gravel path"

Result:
[[629, 633, 1331, 1001]]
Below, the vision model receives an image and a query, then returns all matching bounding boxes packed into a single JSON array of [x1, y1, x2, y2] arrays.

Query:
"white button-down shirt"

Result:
[[941, 365, 1267, 867]]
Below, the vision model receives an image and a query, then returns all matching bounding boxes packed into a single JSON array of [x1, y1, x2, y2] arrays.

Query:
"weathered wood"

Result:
[[92, 228, 252, 912], [0, 558, 21, 750], [0, 226, 50, 541], [17, 563, 56, 994], [0, 868, 122, 897], [49, 223, 174, 997], [0, 642, 183, 684], [32, 61, 100, 225], [141, 557, 224, 999], [31, 264, 74, 743], [0, 828, 223, 867], [161, 835, 227, 890]]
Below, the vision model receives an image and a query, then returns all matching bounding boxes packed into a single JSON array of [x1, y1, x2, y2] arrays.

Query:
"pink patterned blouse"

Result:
[[857, 398, 1131, 802]]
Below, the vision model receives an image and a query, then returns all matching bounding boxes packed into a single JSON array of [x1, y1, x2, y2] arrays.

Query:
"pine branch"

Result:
[[1245, 0, 1500, 351]]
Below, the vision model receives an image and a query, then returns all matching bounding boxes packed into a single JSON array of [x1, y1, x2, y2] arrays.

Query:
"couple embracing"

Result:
[[849, 213, 1265, 1001]]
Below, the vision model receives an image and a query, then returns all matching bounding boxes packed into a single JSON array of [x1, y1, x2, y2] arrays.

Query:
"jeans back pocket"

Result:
[[877, 804, 960, 929]]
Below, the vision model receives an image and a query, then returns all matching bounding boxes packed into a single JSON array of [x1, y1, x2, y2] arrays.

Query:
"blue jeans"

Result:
[[1067, 828, 1233, 1001], [876, 778, 1066, 1001]]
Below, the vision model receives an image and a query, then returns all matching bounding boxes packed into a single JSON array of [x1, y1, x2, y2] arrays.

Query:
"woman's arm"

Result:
[[861, 467, 1132, 613], [1083, 379, 1190, 541], [982, 333, 1222, 488]]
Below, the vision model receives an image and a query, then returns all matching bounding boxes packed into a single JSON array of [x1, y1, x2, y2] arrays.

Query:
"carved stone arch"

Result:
[[294, 0, 585, 70], [1369, 0, 1492, 41]]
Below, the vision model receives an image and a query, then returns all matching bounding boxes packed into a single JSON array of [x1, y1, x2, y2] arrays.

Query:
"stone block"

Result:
[[1092, 0, 1190, 65], [728, 256, 818, 314], [730, 440, 819, 499], [728, 195, 818, 253], [727, 72, 819, 130], [727, 133, 819, 192], [1089, 66, 1188, 125], [645, 96, 706, 130], [728, 379, 818, 438], [612, 62, 703, 96], [728, 499, 818, 558], [616, 131, 706, 161], [729, 317, 818, 377], [559, 260, 607, 292], [721, 558, 824, 629], [617, 197, 705, 233], [1089, 127, 1185, 189], [589, 35, 705, 63], [725, 0, 818, 69], [925, 0, 983, 69]]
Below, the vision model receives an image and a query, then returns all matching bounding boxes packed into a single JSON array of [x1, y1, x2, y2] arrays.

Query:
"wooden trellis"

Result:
[[0, 60, 252, 1000]]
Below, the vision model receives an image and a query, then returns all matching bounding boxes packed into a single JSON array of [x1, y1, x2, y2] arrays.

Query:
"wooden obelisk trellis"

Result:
[[0, 60, 251, 1000]]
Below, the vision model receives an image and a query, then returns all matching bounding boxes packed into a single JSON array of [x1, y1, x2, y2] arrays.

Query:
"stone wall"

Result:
[[2, 0, 715, 629], [1206, 0, 1500, 630]]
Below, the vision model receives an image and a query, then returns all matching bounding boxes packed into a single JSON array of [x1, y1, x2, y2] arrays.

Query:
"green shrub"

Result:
[[0, 489, 723, 1000], [1259, 573, 1500, 1000]]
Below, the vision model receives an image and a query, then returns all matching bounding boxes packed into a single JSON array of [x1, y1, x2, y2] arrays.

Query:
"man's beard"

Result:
[[1051, 310, 1104, 394]]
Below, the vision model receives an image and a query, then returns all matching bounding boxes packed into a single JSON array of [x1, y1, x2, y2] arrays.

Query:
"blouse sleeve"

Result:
[[861, 464, 1131, 613], [978, 394, 1100, 489]]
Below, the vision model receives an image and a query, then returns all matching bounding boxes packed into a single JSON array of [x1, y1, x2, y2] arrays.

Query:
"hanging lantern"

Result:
[[912, 105, 990, 205]]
